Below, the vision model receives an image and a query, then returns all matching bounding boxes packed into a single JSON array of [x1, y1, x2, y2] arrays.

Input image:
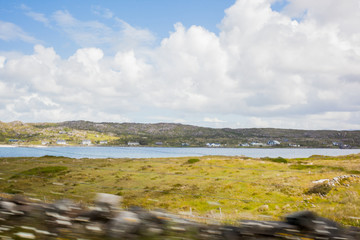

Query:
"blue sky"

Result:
[[1, 0, 360, 130], [0, 0, 236, 57]]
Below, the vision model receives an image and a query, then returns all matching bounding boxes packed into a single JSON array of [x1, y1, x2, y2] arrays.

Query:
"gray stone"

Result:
[[108, 211, 141, 238], [95, 193, 122, 210], [0, 202, 16, 212]]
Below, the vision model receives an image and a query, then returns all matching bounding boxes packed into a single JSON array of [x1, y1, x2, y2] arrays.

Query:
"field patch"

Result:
[[1, 155, 360, 227], [11, 166, 68, 179]]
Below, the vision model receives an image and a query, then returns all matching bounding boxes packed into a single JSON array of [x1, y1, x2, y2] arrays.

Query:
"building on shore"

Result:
[[82, 140, 92, 145], [267, 140, 281, 146], [128, 142, 140, 146], [56, 140, 67, 145]]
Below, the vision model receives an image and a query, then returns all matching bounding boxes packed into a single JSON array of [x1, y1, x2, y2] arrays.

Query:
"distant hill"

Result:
[[0, 120, 359, 148]]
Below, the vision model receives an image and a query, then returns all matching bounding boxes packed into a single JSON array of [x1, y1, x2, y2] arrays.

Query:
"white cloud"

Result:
[[0, 20, 38, 43], [21, 4, 51, 27], [1, 0, 360, 129], [114, 18, 156, 50], [26, 12, 50, 27], [52, 10, 113, 47], [52, 10, 155, 51], [0, 56, 5, 68], [204, 118, 226, 123], [0, 44, 152, 122], [91, 6, 114, 19]]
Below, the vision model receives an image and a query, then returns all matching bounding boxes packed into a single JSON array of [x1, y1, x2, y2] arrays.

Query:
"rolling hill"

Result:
[[0, 120, 359, 148]]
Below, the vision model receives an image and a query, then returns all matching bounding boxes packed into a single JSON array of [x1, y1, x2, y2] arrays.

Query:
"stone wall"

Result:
[[0, 193, 359, 239]]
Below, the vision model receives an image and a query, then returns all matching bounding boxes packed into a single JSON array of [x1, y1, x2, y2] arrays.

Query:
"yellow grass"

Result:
[[0, 154, 359, 226]]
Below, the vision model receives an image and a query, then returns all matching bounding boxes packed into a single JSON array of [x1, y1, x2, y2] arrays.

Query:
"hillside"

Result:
[[0, 120, 359, 148]]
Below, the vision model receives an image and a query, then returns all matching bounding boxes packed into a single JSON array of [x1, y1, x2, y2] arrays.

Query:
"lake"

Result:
[[1, 146, 360, 159]]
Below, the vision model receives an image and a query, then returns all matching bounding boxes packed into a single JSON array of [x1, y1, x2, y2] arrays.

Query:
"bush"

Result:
[[306, 183, 332, 195], [4, 187, 23, 194], [290, 164, 324, 170], [11, 166, 68, 178], [187, 158, 200, 164], [262, 157, 288, 163]]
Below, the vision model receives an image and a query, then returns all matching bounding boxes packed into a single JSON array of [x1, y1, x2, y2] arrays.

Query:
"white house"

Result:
[[251, 142, 264, 146], [128, 142, 140, 146], [206, 143, 221, 147], [267, 140, 280, 146], [56, 140, 67, 145], [99, 140, 108, 145], [82, 140, 92, 145]]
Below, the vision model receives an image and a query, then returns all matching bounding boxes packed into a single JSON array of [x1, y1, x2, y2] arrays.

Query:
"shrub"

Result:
[[4, 187, 23, 194], [11, 166, 68, 178], [262, 157, 288, 163], [187, 158, 200, 164], [290, 164, 324, 170], [306, 183, 332, 195]]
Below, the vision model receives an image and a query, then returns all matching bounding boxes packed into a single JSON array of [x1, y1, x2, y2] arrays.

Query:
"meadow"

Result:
[[0, 154, 359, 227]]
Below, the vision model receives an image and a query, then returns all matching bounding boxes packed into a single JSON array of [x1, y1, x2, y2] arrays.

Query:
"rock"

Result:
[[1, 201, 17, 211], [95, 193, 122, 211], [0, 195, 359, 239], [108, 211, 141, 238], [286, 211, 317, 230], [309, 175, 360, 195], [257, 204, 269, 212], [126, 206, 165, 236], [306, 182, 332, 195], [14, 232, 35, 239], [240, 220, 299, 237], [10, 195, 28, 205], [52, 199, 76, 212]]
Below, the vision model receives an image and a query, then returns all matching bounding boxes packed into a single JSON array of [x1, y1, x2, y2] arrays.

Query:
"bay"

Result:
[[0, 146, 360, 159]]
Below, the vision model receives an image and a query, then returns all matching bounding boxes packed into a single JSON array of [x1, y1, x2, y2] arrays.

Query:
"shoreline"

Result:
[[0, 144, 359, 149], [0, 146, 360, 160]]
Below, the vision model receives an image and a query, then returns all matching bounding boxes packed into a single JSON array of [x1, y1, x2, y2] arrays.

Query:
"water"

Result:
[[0, 146, 360, 159]]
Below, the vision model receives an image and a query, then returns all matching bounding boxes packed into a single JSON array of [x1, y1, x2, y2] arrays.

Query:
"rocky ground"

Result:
[[0, 193, 359, 239]]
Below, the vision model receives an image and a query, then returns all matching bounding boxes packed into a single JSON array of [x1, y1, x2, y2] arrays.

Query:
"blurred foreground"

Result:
[[0, 193, 359, 239]]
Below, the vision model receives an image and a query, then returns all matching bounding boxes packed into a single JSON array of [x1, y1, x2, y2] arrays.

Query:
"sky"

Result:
[[0, 0, 360, 130]]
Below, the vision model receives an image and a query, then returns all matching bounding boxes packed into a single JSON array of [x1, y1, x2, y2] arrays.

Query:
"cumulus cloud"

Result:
[[0, 56, 5, 68], [0, 0, 360, 129], [0, 44, 150, 122]]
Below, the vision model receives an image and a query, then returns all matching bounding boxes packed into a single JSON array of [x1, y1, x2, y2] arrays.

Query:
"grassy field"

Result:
[[0, 154, 359, 226]]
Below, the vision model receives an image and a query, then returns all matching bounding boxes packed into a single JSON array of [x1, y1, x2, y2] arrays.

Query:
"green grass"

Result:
[[186, 158, 200, 164], [261, 157, 288, 163], [290, 164, 325, 170], [11, 166, 68, 179], [1, 155, 360, 227]]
